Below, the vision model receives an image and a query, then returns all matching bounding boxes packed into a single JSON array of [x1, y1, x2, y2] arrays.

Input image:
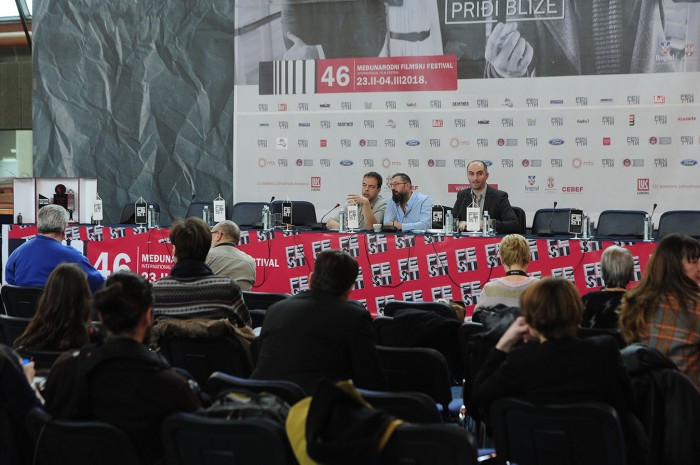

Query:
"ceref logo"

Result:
[[637, 178, 650, 192], [311, 177, 321, 191]]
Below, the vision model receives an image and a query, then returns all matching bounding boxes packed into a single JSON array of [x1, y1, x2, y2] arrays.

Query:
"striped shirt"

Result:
[[643, 295, 700, 390], [474, 277, 536, 311]]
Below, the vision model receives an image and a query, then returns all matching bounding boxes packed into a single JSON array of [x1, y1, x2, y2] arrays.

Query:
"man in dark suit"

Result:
[[452, 160, 520, 234], [251, 250, 386, 394]]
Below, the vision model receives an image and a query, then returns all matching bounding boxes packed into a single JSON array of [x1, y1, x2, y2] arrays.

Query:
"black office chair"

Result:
[[511, 206, 527, 235], [382, 300, 455, 319], [372, 316, 400, 346], [1, 284, 43, 318], [576, 327, 626, 349], [242, 291, 290, 310], [458, 322, 494, 444], [530, 208, 574, 236], [376, 345, 461, 421], [205, 371, 306, 405], [270, 200, 317, 226], [232, 202, 269, 228], [159, 336, 253, 388], [358, 388, 443, 423], [162, 412, 298, 465], [595, 210, 646, 239], [248, 309, 267, 329], [0, 314, 30, 346], [185, 201, 229, 221], [490, 398, 628, 465], [118, 202, 160, 224], [26, 407, 141, 465], [657, 210, 700, 240], [380, 423, 478, 465]]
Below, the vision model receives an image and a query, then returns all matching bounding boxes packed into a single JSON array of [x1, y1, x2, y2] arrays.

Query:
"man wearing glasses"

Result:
[[383, 173, 433, 231], [206, 220, 256, 291], [326, 172, 387, 230]]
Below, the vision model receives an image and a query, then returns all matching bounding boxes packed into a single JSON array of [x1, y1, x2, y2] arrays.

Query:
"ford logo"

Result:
[[483, 160, 493, 166], [405, 140, 420, 146], [340, 160, 354, 166], [549, 138, 565, 145], [681, 159, 698, 166]]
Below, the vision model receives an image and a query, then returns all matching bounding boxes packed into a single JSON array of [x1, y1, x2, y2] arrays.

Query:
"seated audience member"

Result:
[[153, 217, 251, 327], [252, 250, 386, 393], [582, 245, 634, 329], [620, 233, 700, 389], [5, 204, 105, 293], [0, 345, 42, 465], [14, 263, 101, 352], [43, 272, 202, 465], [205, 220, 256, 291], [474, 234, 535, 312], [472, 278, 647, 463]]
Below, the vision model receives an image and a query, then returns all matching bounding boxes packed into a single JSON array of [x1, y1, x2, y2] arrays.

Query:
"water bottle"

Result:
[[16, 212, 22, 225], [445, 209, 453, 235], [147, 205, 155, 228], [482, 211, 490, 236], [643, 215, 653, 242], [338, 209, 347, 232], [262, 205, 271, 230], [202, 205, 210, 224], [582, 215, 591, 240]]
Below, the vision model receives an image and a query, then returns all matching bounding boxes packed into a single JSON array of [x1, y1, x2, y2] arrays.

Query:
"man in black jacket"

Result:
[[453, 160, 520, 234], [252, 250, 386, 394]]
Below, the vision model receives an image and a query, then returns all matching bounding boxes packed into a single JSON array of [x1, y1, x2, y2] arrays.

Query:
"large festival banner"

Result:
[[234, 0, 700, 227]]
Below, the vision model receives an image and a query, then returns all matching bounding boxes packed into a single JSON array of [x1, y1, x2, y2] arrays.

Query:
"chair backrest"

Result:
[[248, 309, 267, 329], [511, 206, 527, 235], [358, 388, 443, 423], [458, 322, 495, 430], [205, 371, 306, 405], [15, 348, 64, 371], [162, 412, 297, 465], [118, 202, 160, 224], [232, 201, 269, 228], [26, 407, 141, 465], [657, 210, 700, 240], [185, 201, 228, 221], [242, 291, 290, 310], [531, 208, 574, 236], [160, 336, 252, 388], [576, 327, 626, 349], [375, 345, 454, 418], [382, 300, 455, 319], [270, 200, 317, 226], [372, 316, 400, 346], [380, 423, 478, 465], [490, 398, 627, 465], [1, 285, 43, 318], [595, 210, 646, 238], [0, 314, 30, 346]]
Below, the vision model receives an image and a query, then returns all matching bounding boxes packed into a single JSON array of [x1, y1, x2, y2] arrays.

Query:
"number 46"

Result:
[[94, 252, 132, 277], [321, 65, 350, 87]]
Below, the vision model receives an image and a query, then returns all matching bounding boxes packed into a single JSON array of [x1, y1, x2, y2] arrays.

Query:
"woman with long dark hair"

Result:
[[620, 233, 700, 389]]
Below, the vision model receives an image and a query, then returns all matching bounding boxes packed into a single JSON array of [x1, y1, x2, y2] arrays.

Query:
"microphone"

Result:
[[310, 203, 340, 230], [538, 201, 558, 236], [452, 192, 468, 231], [649, 203, 657, 218]]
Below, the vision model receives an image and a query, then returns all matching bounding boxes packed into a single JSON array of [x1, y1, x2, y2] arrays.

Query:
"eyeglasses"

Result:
[[389, 182, 407, 188]]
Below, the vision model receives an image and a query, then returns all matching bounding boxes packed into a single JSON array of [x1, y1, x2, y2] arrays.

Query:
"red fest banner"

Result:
[[4, 226, 658, 317]]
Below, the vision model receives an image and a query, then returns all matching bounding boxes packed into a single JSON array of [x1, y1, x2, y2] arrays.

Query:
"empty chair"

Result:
[[376, 345, 461, 421], [26, 407, 141, 465], [511, 206, 527, 235], [595, 210, 646, 239], [242, 291, 290, 310], [118, 202, 160, 224], [270, 200, 317, 226], [372, 316, 400, 346], [206, 371, 306, 405], [531, 208, 575, 236], [458, 322, 494, 443], [0, 314, 30, 346], [159, 336, 253, 388], [358, 388, 443, 423], [231, 201, 269, 228], [657, 210, 700, 240], [490, 398, 628, 465], [1, 285, 43, 318], [162, 412, 297, 465], [380, 423, 478, 465], [382, 300, 455, 319]]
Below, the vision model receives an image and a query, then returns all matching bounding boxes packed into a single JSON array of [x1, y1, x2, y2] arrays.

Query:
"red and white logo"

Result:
[[521, 159, 530, 167], [654, 95, 666, 104], [278, 103, 287, 111], [311, 177, 321, 189], [603, 137, 611, 146], [637, 178, 650, 191], [649, 137, 658, 145], [320, 140, 327, 147], [432, 119, 443, 127]]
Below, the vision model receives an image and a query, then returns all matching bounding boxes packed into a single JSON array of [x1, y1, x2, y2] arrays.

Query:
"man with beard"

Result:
[[453, 160, 519, 234], [383, 173, 432, 231], [326, 172, 387, 230]]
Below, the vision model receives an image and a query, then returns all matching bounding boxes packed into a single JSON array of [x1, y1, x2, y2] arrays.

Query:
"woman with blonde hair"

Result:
[[619, 233, 700, 389]]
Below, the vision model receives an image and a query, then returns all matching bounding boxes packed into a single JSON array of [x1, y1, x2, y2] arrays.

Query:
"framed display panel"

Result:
[[12, 177, 99, 224]]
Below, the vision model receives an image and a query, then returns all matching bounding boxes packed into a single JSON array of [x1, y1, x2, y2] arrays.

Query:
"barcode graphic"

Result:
[[259, 60, 316, 95]]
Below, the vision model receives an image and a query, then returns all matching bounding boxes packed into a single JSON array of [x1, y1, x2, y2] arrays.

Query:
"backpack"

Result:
[[200, 390, 290, 424]]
